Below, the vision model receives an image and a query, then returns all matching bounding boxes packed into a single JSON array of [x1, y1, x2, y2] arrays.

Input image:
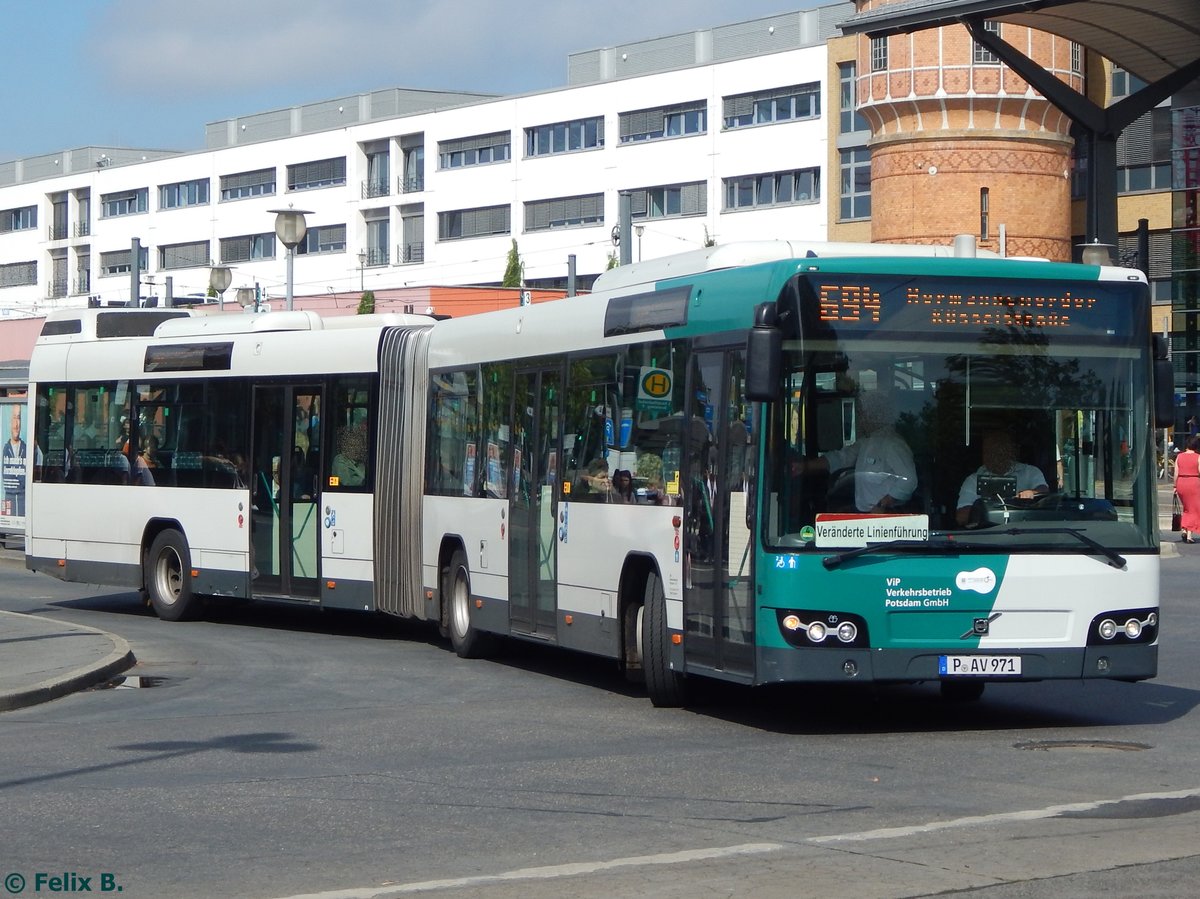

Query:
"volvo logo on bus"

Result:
[[962, 612, 1002, 639]]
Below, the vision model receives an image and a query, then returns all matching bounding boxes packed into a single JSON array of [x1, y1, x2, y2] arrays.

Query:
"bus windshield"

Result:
[[762, 271, 1156, 553]]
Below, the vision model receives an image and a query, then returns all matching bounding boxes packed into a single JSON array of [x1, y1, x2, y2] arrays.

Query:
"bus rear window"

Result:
[[144, 343, 234, 372]]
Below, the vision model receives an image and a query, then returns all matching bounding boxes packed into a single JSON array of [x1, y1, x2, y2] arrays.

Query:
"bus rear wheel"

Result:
[[641, 571, 685, 707], [445, 548, 492, 659], [145, 529, 201, 622]]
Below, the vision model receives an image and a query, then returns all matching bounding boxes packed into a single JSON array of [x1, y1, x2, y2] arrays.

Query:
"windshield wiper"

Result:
[[822, 537, 959, 570], [821, 528, 1127, 571], [982, 527, 1127, 569]]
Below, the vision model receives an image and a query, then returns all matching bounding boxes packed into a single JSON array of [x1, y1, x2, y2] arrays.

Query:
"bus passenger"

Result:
[[134, 435, 159, 486], [575, 457, 610, 499], [956, 430, 1048, 526], [610, 468, 634, 503], [332, 425, 367, 487]]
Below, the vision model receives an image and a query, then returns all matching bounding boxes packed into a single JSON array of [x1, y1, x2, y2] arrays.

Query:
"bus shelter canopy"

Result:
[[839, 0, 1200, 85]]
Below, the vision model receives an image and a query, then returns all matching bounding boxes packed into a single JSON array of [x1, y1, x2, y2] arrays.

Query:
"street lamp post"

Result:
[[269, 207, 312, 311], [208, 262, 232, 312], [358, 249, 367, 292]]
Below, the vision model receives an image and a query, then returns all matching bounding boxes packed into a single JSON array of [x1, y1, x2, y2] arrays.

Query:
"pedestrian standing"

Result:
[[1174, 435, 1200, 543]]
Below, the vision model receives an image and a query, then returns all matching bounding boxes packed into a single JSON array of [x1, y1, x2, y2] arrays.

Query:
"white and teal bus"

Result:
[[26, 241, 1171, 705]]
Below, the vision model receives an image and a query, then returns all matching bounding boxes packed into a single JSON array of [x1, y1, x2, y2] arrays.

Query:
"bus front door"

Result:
[[508, 367, 560, 638], [684, 350, 754, 677], [251, 385, 321, 599]]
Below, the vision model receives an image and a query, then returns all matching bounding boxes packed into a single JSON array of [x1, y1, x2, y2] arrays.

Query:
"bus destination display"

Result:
[[810, 275, 1139, 340]]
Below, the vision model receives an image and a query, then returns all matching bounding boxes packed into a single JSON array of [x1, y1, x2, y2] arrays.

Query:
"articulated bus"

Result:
[[26, 241, 1172, 705]]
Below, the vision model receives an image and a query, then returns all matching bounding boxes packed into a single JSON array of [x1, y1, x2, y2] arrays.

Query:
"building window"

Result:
[[296, 224, 346, 255], [525, 117, 604, 156], [1119, 163, 1173, 193], [401, 210, 424, 264], [159, 240, 210, 271], [100, 188, 148, 218], [363, 147, 390, 198], [401, 136, 424, 192], [973, 21, 1001, 65], [220, 168, 276, 201], [0, 261, 36, 288], [722, 83, 820, 129], [365, 218, 389, 265], [99, 247, 147, 277], [840, 148, 871, 220], [840, 63, 869, 135], [438, 205, 511, 240], [1070, 41, 1082, 74], [1111, 66, 1147, 99], [723, 168, 820, 211], [525, 194, 604, 231], [1, 205, 37, 234], [870, 36, 888, 72], [627, 182, 706, 220], [287, 157, 347, 191], [159, 179, 210, 210], [439, 132, 511, 169], [619, 101, 706, 143], [220, 233, 276, 263]]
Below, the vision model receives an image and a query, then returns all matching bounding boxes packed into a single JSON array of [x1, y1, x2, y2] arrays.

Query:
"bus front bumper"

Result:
[[755, 643, 1158, 686]]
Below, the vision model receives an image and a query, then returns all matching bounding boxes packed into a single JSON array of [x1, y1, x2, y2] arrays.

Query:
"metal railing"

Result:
[[361, 179, 390, 199], [74, 221, 91, 238], [49, 225, 68, 241], [365, 247, 390, 266], [400, 175, 424, 193], [400, 242, 424, 264], [48, 278, 69, 298]]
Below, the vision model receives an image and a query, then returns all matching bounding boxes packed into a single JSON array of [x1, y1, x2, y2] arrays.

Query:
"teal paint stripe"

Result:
[[755, 553, 1011, 651]]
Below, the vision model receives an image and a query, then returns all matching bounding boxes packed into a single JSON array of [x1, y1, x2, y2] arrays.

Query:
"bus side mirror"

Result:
[[745, 305, 781, 402], [1154, 360, 1174, 428], [1153, 335, 1173, 428]]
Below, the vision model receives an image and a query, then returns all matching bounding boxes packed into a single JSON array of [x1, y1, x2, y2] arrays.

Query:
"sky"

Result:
[[0, 0, 832, 163]]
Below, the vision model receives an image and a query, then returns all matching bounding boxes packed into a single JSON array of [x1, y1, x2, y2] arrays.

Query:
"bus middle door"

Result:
[[508, 367, 560, 638], [251, 384, 321, 599]]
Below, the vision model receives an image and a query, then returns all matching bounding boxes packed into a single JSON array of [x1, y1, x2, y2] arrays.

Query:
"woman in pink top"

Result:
[[1174, 435, 1200, 543]]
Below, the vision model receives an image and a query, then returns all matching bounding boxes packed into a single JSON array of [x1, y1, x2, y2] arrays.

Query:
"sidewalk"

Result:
[[0, 608, 135, 714]]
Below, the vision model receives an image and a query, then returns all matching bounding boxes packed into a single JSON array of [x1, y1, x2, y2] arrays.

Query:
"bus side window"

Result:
[[328, 376, 371, 491]]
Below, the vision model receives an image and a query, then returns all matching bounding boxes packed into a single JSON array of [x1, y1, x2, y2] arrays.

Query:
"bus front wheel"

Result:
[[145, 529, 201, 622], [445, 548, 492, 659], [641, 571, 685, 707]]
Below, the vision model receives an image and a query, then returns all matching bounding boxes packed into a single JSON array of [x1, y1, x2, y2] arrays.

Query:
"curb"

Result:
[[0, 617, 136, 713]]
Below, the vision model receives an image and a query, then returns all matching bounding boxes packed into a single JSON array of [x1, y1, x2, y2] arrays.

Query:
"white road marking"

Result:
[[271, 787, 1200, 898], [807, 786, 1200, 844], [271, 843, 785, 899]]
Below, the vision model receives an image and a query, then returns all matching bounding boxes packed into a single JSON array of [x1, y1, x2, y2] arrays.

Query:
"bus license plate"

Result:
[[939, 655, 1021, 676]]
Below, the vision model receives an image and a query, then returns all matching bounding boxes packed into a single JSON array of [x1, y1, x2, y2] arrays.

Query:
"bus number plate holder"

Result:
[[939, 655, 1021, 676]]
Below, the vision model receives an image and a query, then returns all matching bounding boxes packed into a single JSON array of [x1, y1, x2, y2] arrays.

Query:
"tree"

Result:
[[502, 239, 524, 287], [357, 290, 375, 315], [606, 251, 619, 270]]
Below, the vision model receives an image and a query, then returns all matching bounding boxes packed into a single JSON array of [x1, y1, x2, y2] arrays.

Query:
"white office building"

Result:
[[0, 3, 853, 313]]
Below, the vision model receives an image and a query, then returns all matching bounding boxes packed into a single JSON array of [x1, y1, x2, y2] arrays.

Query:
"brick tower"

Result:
[[855, 0, 1083, 260]]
